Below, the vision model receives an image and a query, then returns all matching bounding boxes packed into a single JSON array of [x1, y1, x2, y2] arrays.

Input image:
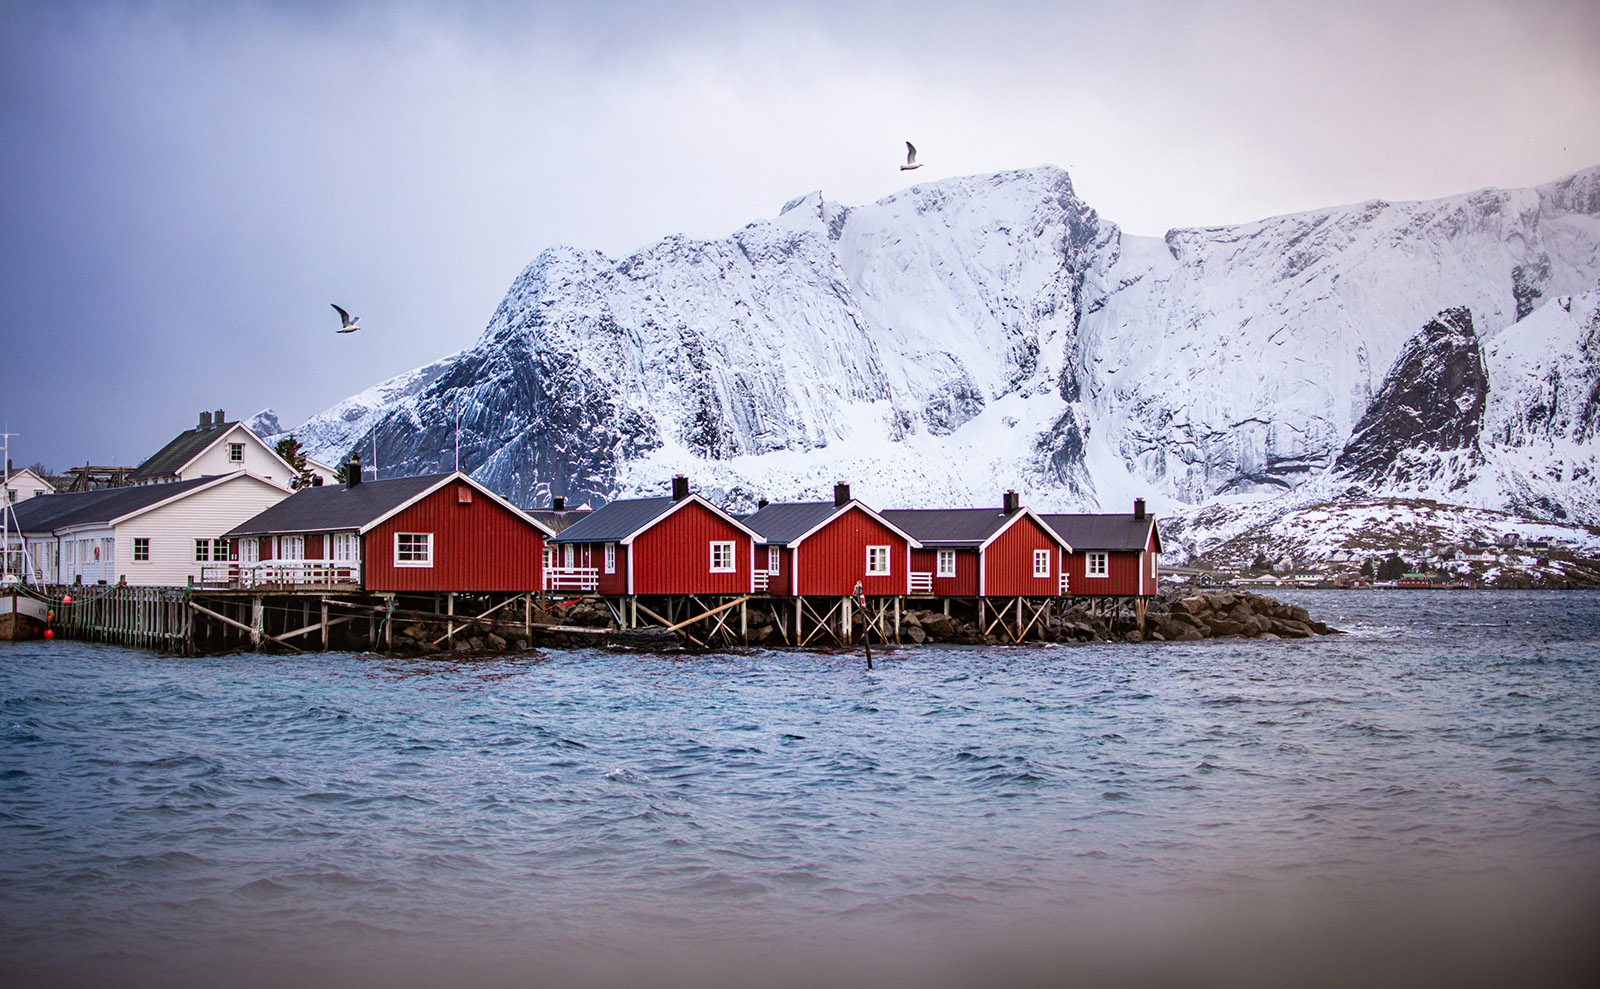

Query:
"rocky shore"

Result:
[[378, 590, 1338, 653]]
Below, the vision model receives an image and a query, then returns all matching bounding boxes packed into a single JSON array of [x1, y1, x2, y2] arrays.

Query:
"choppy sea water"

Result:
[[2, 590, 1598, 987]]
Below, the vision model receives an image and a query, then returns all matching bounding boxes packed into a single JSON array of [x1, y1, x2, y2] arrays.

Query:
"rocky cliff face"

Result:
[[1333, 306, 1490, 490], [262, 164, 1600, 525]]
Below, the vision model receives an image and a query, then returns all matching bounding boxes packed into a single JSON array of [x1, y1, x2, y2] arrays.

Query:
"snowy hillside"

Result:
[[266, 164, 1600, 543]]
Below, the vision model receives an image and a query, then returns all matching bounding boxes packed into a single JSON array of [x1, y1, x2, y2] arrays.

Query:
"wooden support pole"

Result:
[[321, 597, 330, 650], [251, 596, 263, 649], [447, 592, 455, 649]]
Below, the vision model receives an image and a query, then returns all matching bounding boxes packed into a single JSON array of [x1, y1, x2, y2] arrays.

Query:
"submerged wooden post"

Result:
[[251, 595, 263, 650], [321, 597, 330, 651], [447, 592, 455, 649]]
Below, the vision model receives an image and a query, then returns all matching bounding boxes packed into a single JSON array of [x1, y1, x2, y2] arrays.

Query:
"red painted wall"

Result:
[[629, 500, 752, 596], [364, 480, 545, 592], [983, 515, 1062, 597], [759, 545, 791, 596], [911, 547, 979, 597], [1062, 546, 1150, 596], [791, 507, 907, 597]]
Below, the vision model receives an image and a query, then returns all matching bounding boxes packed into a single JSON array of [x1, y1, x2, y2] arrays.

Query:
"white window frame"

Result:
[[228, 442, 245, 463], [604, 542, 616, 574], [767, 545, 780, 573], [194, 539, 211, 563], [1087, 551, 1109, 577], [395, 532, 434, 568], [865, 545, 890, 576], [331, 532, 357, 562], [1033, 549, 1051, 577], [241, 537, 259, 565], [709, 540, 736, 573], [280, 535, 305, 561], [937, 548, 956, 577], [133, 537, 150, 563]]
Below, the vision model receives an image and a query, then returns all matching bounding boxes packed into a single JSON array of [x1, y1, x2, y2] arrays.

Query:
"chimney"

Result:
[[312, 475, 323, 486], [346, 455, 362, 488], [834, 482, 850, 507], [757, 497, 769, 510], [1134, 498, 1146, 521], [199, 411, 212, 429], [214, 409, 225, 425], [1003, 489, 1020, 514], [552, 495, 566, 512], [671, 474, 690, 501]]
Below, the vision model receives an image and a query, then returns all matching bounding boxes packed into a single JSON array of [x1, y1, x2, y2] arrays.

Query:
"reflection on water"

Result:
[[2, 590, 1597, 986]]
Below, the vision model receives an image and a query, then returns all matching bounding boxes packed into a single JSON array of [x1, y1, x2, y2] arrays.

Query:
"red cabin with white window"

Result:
[[884, 492, 1071, 598], [744, 484, 921, 597], [224, 471, 555, 592], [1042, 500, 1162, 597], [547, 476, 761, 596]]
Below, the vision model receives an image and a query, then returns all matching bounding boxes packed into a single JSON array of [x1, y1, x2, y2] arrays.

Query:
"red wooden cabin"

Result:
[[743, 483, 921, 597], [883, 491, 1071, 598], [224, 470, 556, 592], [547, 475, 761, 596], [1041, 499, 1162, 597]]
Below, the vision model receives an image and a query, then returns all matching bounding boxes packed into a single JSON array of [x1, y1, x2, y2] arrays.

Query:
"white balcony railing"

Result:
[[199, 561, 361, 589], [1059, 572, 1070, 595], [753, 571, 770, 592], [909, 571, 933, 594], [544, 566, 599, 592]]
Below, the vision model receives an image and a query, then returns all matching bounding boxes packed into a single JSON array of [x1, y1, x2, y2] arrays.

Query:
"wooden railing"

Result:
[[1059, 572, 1070, 595], [753, 571, 770, 592], [909, 571, 933, 594], [199, 561, 361, 590], [544, 566, 599, 592]]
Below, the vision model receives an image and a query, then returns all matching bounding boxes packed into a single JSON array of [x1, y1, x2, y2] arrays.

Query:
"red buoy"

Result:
[[43, 629, 54, 640], [62, 594, 73, 605]]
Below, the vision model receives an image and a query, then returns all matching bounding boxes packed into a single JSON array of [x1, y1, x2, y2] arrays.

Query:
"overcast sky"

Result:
[[2, 0, 1597, 471]]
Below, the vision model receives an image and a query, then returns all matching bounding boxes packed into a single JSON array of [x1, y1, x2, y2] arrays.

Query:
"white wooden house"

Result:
[[4, 471, 291, 586], [129, 410, 302, 487], [3, 467, 55, 504]]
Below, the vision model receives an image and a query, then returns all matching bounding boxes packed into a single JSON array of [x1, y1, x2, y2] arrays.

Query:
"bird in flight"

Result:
[[901, 142, 923, 171], [331, 304, 360, 333]]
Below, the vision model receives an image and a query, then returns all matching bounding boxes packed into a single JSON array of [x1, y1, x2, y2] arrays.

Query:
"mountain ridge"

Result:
[[256, 162, 1600, 538]]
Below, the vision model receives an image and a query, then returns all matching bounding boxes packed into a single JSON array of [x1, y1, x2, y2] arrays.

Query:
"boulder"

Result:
[[485, 632, 507, 650], [905, 625, 927, 644]]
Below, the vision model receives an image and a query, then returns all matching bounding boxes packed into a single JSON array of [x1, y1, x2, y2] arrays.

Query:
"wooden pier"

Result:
[[22, 582, 1152, 654]]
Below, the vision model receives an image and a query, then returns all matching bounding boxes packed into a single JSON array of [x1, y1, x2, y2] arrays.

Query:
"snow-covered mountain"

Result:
[[260, 164, 1600, 533]]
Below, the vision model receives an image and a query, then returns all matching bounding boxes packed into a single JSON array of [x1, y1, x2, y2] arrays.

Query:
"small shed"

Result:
[[1041, 499, 1162, 597], [744, 483, 921, 598], [882, 491, 1070, 598], [547, 476, 761, 596], [224, 471, 555, 592]]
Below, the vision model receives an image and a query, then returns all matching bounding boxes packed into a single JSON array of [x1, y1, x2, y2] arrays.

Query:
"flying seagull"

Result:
[[900, 141, 923, 171], [331, 304, 360, 333]]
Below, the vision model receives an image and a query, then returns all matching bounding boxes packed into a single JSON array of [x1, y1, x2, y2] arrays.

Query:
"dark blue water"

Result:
[[3, 590, 1598, 986]]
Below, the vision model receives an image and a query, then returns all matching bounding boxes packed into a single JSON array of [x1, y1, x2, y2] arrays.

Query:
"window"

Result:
[[332, 533, 356, 562], [866, 545, 890, 576], [5, 490, 14, 503], [133, 538, 150, 562], [395, 533, 433, 567], [280, 535, 304, 560], [194, 539, 227, 562], [1034, 549, 1051, 577], [604, 542, 616, 574], [228, 442, 244, 463], [709, 541, 735, 572], [1087, 551, 1109, 577], [1149, 553, 1157, 579], [937, 549, 956, 577], [767, 545, 780, 573], [542, 547, 553, 569]]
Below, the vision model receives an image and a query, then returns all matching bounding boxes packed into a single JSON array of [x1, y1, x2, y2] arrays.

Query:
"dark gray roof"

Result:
[[548, 497, 676, 543], [7, 475, 228, 532], [879, 508, 1018, 546], [1040, 513, 1161, 553], [225, 474, 449, 537], [526, 508, 593, 534], [741, 502, 840, 545], [129, 420, 242, 480]]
